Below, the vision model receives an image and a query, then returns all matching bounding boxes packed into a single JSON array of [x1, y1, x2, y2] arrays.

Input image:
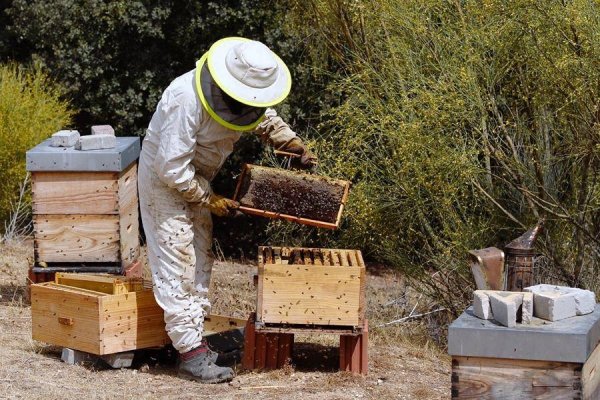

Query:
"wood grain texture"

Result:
[[203, 314, 246, 335], [54, 273, 143, 294], [451, 356, 583, 399], [242, 312, 257, 370], [31, 282, 169, 355], [119, 202, 139, 267], [259, 264, 363, 326], [32, 171, 119, 215], [31, 283, 103, 354], [583, 342, 600, 399], [34, 214, 120, 262], [99, 290, 170, 355], [117, 164, 138, 211]]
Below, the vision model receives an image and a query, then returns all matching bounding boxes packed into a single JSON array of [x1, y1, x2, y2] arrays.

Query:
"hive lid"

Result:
[[448, 305, 600, 363], [26, 137, 140, 172]]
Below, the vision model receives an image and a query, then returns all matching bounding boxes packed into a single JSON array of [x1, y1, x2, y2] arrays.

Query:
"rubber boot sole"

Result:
[[177, 370, 234, 384]]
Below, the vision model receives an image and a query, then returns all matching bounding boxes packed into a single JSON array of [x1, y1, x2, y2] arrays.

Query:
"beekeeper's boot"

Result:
[[178, 345, 235, 384]]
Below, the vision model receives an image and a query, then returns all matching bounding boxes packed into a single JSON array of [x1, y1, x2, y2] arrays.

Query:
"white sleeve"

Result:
[[254, 108, 297, 147], [152, 89, 204, 193]]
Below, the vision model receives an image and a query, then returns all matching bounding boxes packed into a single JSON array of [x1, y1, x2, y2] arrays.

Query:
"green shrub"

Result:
[[283, 0, 600, 314], [0, 64, 73, 226], [4, 0, 306, 135], [2, 1, 326, 254]]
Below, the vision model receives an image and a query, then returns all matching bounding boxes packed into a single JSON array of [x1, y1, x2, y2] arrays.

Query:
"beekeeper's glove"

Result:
[[278, 138, 318, 170], [206, 193, 240, 217]]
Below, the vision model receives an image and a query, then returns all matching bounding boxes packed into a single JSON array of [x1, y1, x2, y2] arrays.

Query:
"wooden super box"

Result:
[[31, 274, 169, 355], [257, 246, 366, 327]]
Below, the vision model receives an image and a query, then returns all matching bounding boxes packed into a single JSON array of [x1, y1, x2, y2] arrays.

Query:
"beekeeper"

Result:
[[138, 37, 316, 383]]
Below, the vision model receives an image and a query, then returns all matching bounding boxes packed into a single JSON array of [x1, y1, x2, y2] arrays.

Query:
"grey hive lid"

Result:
[[26, 137, 140, 172], [448, 305, 600, 363]]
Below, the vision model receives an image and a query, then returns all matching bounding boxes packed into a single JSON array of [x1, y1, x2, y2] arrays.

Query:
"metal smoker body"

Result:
[[504, 221, 544, 291], [468, 220, 544, 291]]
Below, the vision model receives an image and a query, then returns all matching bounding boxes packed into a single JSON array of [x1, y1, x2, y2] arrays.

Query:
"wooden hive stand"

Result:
[[243, 246, 368, 374], [25, 137, 142, 288]]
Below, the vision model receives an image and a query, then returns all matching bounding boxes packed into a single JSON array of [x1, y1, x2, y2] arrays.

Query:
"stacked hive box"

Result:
[[244, 246, 368, 374], [449, 305, 600, 399], [256, 246, 366, 327], [26, 137, 140, 276]]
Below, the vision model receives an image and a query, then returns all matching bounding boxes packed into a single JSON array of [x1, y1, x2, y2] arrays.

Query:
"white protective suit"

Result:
[[139, 68, 296, 353]]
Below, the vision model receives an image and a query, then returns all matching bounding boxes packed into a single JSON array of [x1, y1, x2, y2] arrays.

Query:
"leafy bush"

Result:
[[283, 0, 600, 314], [0, 64, 73, 226], [4, 0, 305, 135]]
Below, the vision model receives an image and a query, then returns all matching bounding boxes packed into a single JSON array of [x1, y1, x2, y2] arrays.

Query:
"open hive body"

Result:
[[31, 273, 168, 355], [31, 273, 246, 355], [257, 246, 366, 328], [234, 164, 350, 229]]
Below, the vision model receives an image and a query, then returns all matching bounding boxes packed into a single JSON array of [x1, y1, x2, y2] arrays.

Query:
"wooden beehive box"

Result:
[[31, 273, 169, 355], [234, 164, 350, 229], [257, 246, 366, 327], [26, 137, 140, 273], [449, 306, 600, 399]]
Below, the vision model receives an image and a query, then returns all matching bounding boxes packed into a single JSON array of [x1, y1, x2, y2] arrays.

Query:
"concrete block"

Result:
[[100, 352, 134, 368], [489, 292, 523, 328], [75, 134, 117, 151], [574, 289, 596, 315], [50, 130, 80, 147], [26, 137, 139, 172], [522, 292, 534, 324], [61, 347, 134, 368], [91, 125, 115, 136], [472, 290, 496, 320], [525, 284, 596, 321], [533, 290, 575, 321], [61, 348, 94, 365]]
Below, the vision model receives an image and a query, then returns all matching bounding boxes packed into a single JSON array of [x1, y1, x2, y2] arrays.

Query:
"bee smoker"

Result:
[[504, 219, 544, 291]]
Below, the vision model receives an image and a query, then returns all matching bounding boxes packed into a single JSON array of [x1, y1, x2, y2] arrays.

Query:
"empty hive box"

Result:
[[26, 137, 140, 273], [257, 246, 366, 327], [31, 273, 169, 355], [233, 164, 350, 229]]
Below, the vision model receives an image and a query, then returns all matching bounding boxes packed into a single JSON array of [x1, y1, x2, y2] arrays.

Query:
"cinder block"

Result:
[[489, 292, 523, 328], [61, 347, 94, 365], [50, 130, 80, 147], [76, 134, 117, 151], [525, 285, 573, 321], [574, 290, 596, 315], [522, 292, 534, 324], [525, 284, 596, 321], [91, 125, 115, 136], [473, 290, 497, 320], [100, 352, 134, 368]]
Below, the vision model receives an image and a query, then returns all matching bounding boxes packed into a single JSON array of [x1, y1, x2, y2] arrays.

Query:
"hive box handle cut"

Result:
[[233, 164, 350, 229]]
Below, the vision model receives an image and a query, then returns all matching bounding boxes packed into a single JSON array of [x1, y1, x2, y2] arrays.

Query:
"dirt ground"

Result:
[[0, 241, 450, 399]]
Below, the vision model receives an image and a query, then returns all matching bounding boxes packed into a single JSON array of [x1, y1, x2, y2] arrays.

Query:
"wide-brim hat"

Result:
[[206, 37, 291, 108]]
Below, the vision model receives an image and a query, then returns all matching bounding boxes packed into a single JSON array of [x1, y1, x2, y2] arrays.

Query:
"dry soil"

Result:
[[0, 240, 450, 399]]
